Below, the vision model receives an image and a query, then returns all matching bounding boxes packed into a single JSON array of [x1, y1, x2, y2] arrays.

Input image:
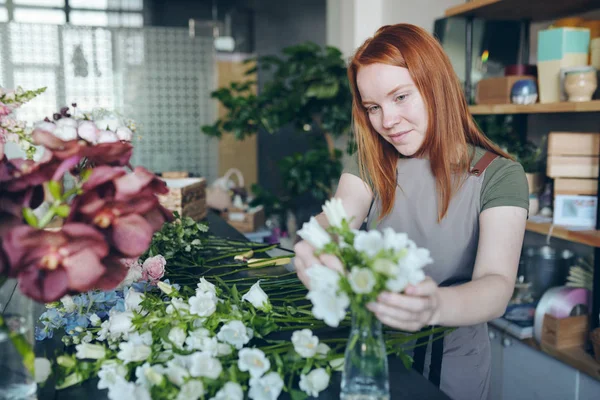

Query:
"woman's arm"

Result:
[[368, 205, 527, 331]]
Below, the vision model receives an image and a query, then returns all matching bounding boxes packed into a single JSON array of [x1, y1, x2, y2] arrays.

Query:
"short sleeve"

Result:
[[481, 160, 530, 213]]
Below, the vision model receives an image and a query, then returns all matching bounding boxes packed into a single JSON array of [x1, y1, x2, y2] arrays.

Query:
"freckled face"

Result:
[[356, 63, 428, 156]]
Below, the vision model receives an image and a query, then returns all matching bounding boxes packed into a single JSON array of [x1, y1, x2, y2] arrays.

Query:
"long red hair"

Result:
[[348, 24, 511, 221]]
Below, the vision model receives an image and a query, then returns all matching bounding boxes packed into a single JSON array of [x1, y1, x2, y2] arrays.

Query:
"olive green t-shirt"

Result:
[[342, 146, 530, 213]]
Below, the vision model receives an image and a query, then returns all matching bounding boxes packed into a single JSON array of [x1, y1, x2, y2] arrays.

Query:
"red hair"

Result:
[[347, 24, 511, 221]]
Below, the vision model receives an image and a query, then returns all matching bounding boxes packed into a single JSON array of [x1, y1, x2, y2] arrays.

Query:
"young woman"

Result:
[[293, 24, 529, 400]]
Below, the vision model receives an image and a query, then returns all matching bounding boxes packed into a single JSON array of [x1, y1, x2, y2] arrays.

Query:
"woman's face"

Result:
[[356, 63, 428, 157]]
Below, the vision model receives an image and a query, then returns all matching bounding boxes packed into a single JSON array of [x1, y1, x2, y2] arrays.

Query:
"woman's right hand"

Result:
[[293, 239, 344, 289]]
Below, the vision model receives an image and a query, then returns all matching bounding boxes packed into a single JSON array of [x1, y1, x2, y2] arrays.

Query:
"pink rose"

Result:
[[142, 255, 166, 282]]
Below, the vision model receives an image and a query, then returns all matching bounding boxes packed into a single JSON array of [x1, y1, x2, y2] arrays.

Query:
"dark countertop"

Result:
[[34, 211, 450, 400]]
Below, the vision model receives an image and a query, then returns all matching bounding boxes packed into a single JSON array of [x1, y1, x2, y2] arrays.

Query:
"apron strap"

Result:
[[470, 151, 498, 176]]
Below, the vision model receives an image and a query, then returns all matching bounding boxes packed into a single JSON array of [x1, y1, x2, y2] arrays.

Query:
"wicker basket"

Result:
[[158, 177, 207, 221], [592, 328, 600, 363]]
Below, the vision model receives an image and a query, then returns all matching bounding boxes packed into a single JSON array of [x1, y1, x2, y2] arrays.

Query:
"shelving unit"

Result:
[[444, 0, 600, 363], [470, 100, 600, 115]]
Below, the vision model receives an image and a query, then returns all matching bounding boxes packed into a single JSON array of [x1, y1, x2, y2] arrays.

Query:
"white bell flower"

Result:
[[135, 363, 165, 388], [299, 368, 330, 398], [382, 227, 409, 252], [115, 126, 133, 141], [386, 275, 409, 293], [322, 197, 348, 228], [188, 352, 223, 380], [168, 326, 187, 350], [197, 277, 217, 295], [291, 329, 319, 358], [77, 120, 99, 143], [108, 311, 134, 338], [117, 341, 151, 364], [354, 230, 384, 258], [97, 361, 128, 390], [189, 291, 217, 317], [238, 348, 271, 378], [176, 380, 205, 400], [124, 288, 144, 313], [373, 258, 400, 277], [60, 295, 77, 313], [296, 217, 331, 250], [398, 247, 433, 271], [209, 382, 244, 400], [248, 372, 284, 400], [75, 343, 106, 360], [106, 376, 151, 400], [348, 267, 376, 294], [241, 281, 270, 311], [165, 357, 190, 386], [307, 289, 349, 328], [217, 320, 251, 349], [306, 263, 340, 293], [34, 358, 52, 384]]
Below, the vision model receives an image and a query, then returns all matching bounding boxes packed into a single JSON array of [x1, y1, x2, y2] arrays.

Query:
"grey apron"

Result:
[[367, 152, 498, 400]]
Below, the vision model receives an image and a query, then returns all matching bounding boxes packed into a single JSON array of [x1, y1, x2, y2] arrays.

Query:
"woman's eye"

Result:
[[367, 105, 380, 114], [395, 94, 407, 102]]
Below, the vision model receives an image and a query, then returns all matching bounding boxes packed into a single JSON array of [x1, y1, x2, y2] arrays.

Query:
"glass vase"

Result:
[[340, 307, 390, 400], [0, 280, 38, 400]]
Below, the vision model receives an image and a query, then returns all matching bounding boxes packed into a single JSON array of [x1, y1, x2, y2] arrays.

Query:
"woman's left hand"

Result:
[[366, 277, 441, 332]]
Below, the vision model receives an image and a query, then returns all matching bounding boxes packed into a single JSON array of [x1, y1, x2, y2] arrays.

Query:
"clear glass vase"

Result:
[[340, 307, 390, 400], [0, 280, 38, 400]]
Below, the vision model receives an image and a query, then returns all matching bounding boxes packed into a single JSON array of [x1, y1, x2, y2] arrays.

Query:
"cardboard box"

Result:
[[554, 178, 598, 195], [158, 177, 207, 221], [547, 155, 599, 178], [224, 206, 265, 233], [475, 75, 536, 105], [548, 132, 600, 156]]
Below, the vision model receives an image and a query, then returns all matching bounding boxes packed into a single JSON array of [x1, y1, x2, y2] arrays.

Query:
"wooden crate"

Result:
[[158, 177, 207, 221], [541, 314, 588, 350], [162, 171, 189, 179], [547, 155, 599, 178], [224, 206, 265, 233], [548, 132, 600, 156], [475, 75, 536, 104], [554, 178, 598, 195]]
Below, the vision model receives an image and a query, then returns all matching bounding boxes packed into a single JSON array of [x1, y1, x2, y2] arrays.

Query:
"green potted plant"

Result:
[[201, 42, 353, 235]]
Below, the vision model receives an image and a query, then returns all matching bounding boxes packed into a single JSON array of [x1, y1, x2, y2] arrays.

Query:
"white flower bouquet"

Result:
[[297, 198, 433, 328]]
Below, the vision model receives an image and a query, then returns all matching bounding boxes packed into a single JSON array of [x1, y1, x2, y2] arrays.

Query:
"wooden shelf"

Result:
[[540, 343, 600, 381], [445, 0, 600, 21], [469, 100, 600, 115], [526, 221, 600, 247]]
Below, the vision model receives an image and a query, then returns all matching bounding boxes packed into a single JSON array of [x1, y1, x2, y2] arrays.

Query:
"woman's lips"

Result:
[[388, 129, 412, 144]]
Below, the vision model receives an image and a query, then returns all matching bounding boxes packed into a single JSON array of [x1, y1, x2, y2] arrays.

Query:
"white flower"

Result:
[[322, 197, 348, 228], [95, 117, 121, 131], [217, 343, 233, 357], [34, 357, 52, 383], [217, 320, 251, 349], [119, 262, 142, 288], [97, 130, 119, 143], [299, 368, 330, 397], [82, 332, 93, 343], [108, 311, 134, 338], [373, 258, 400, 277], [248, 372, 284, 400], [189, 291, 217, 317], [238, 348, 270, 378], [106, 376, 151, 400], [348, 267, 376, 294], [60, 295, 76, 313], [75, 343, 106, 360], [188, 352, 223, 379], [197, 277, 217, 295], [165, 357, 190, 386], [168, 326, 187, 350], [241, 281, 270, 311], [354, 230, 384, 258], [157, 281, 174, 295], [306, 289, 349, 327], [407, 268, 426, 285], [115, 126, 133, 141], [386, 275, 409, 293], [97, 361, 128, 390], [329, 357, 345, 371], [167, 297, 190, 314], [210, 382, 244, 400], [124, 288, 144, 312], [77, 120, 99, 143], [185, 331, 217, 354], [316, 342, 331, 359], [116, 332, 152, 364], [177, 380, 205, 400], [89, 314, 101, 327], [306, 263, 340, 293], [291, 329, 319, 358], [35, 121, 57, 134], [296, 217, 331, 250], [382, 227, 409, 252], [135, 363, 165, 388], [398, 247, 433, 271], [53, 125, 78, 141], [97, 320, 110, 341]]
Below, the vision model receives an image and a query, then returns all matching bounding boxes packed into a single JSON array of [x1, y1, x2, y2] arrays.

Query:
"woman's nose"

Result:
[[382, 109, 401, 130]]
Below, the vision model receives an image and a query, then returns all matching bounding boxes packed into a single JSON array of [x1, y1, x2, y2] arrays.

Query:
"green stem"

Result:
[[0, 314, 35, 376]]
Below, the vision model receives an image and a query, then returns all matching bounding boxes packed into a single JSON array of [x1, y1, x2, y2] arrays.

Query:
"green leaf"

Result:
[[48, 180, 62, 200], [290, 389, 309, 400], [22, 208, 39, 227], [54, 204, 70, 218]]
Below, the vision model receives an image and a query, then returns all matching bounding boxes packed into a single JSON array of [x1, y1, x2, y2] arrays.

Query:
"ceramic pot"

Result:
[[564, 67, 598, 102], [511, 79, 538, 105]]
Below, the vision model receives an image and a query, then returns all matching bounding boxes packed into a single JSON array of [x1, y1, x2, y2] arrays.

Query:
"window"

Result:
[[13, 7, 66, 24], [70, 10, 143, 27], [13, 0, 65, 6]]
